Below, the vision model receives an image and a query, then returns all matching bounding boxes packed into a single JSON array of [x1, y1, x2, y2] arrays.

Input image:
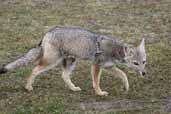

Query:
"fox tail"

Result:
[[0, 45, 43, 74]]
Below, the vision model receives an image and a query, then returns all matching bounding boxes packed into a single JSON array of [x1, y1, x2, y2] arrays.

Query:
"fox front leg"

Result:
[[111, 67, 129, 92], [91, 64, 108, 96]]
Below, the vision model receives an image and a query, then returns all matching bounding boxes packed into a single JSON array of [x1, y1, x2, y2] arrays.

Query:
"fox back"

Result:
[[42, 27, 100, 60]]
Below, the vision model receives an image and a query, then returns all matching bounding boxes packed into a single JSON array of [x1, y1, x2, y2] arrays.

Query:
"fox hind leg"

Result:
[[25, 43, 63, 91], [25, 64, 47, 91], [25, 57, 63, 91], [62, 58, 81, 92]]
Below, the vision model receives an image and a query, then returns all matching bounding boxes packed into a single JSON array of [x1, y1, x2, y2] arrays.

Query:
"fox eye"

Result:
[[133, 62, 139, 65], [143, 61, 146, 64]]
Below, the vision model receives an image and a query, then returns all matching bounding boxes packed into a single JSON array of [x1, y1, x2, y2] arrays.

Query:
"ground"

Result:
[[0, 0, 171, 114]]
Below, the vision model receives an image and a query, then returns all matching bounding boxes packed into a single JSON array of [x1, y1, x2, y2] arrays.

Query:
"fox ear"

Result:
[[140, 38, 145, 46], [138, 38, 145, 53]]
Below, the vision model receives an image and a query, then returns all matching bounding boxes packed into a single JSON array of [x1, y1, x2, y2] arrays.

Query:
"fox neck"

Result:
[[110, 44, 125, 62], [123, 45, 135, 63], [111, 43, 135, 63]]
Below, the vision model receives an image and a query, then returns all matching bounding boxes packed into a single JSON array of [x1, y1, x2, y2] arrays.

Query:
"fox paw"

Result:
[[25, 85, 33, 92], [71, 86, 82, 92], [124, 83, 129, 93], [97, 91, 108, 96]]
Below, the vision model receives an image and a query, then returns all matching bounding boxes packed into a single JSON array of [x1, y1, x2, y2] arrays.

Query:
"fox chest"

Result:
[[94, 55, 115, 69]]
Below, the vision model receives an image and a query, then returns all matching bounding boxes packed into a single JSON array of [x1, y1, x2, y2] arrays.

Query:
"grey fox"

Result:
[[0, 26, 147, 96]]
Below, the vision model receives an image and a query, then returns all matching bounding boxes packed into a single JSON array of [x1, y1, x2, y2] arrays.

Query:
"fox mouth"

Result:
[[138, 71, 146, 77]]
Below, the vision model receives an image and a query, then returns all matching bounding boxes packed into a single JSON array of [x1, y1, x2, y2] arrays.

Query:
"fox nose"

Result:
[[142, 72, 146, 76]]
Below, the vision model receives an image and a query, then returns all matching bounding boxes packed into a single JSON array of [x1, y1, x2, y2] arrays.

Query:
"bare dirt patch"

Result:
[[80, 98, 171, 113]]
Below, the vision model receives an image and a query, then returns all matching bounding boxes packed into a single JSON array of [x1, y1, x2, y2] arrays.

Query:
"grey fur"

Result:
[[0, 26, 147, 96], [41, 26, 127, 68], [1, 47, 42, 73], [0, 26, 146, 75]]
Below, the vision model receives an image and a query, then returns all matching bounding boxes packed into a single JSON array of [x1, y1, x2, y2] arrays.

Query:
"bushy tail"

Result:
[[0, 46, 42, 74]]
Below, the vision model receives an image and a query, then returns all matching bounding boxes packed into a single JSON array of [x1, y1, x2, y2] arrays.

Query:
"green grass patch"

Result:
[[0, 0, 171, 113]]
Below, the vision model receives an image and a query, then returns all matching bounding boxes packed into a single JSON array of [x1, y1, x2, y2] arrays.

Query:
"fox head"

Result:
[[99, 37, 147, 77], [124, 38, 147, 77]]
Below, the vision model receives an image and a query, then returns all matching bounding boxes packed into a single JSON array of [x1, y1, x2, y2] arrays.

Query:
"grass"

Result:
[[0, 0, 171, 113]]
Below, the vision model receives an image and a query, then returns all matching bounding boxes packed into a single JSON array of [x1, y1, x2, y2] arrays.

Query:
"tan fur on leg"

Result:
[[62, 69, 81, 91], [62, 58, 81, 91], [25, 65, 46, 91], [25, 56, 63, 92], [91, 64, 108, 96], [112, 67, 129, 92]]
